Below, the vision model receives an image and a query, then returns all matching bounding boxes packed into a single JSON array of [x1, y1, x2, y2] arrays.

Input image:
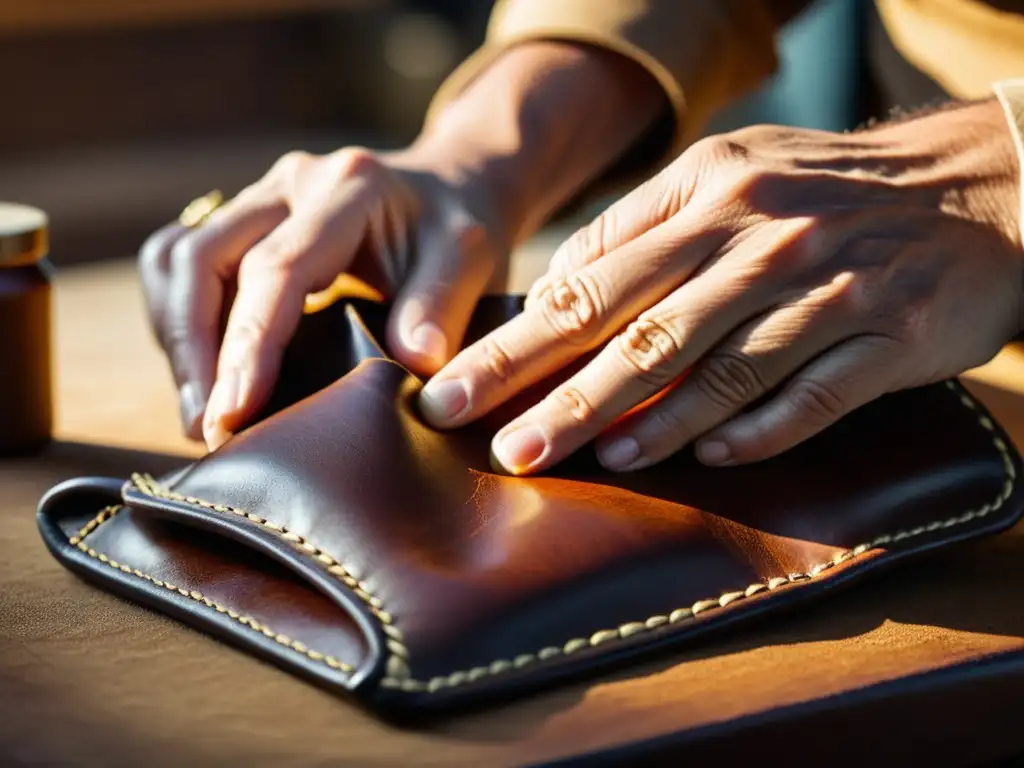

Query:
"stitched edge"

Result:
[[89, 379, 1015, 695], [70, 505, 354, 675], [128, 472, 411, 680]]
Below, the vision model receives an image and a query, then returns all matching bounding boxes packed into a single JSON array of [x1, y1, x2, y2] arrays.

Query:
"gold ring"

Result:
[[178, 189, 225, 228]]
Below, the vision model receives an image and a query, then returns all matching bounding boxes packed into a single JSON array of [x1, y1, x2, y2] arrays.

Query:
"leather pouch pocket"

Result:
[[37, 295, 1024, 718]]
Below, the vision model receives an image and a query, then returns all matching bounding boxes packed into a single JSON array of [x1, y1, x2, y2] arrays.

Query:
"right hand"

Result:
[[139, 146, 508, 450]]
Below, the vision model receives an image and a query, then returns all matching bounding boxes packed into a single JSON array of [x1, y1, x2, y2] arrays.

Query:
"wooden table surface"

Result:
[[5, 257, 1024, 766]]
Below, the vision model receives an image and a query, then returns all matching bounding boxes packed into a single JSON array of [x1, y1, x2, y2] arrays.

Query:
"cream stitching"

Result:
[[71, 506, 353, 674], [100, 380, 1014, 695], [128, 472, 411, 681]]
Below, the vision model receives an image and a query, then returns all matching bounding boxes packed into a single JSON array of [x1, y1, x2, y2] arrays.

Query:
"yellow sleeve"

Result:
[[994, 78, 1024, 244], [424, 0, 783, 195]]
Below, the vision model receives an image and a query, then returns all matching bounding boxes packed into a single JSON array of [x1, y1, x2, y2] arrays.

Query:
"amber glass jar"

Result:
[[0, 203, 54, 455]]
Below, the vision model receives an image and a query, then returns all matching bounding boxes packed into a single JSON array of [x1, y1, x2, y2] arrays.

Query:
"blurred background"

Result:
[[0, 0, 943, 267]]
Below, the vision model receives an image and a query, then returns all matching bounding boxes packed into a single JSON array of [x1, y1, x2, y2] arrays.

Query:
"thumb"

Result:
[[387, 206, 498, 376]]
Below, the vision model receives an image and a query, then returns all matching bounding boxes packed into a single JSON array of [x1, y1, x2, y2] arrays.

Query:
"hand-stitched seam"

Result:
[[116, 379, 1014, 695], [128, 472, 411, 681], [70, 505, 353, 675]]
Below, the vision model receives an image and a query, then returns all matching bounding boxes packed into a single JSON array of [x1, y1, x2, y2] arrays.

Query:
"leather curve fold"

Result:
[[38, 475, 384, 694]]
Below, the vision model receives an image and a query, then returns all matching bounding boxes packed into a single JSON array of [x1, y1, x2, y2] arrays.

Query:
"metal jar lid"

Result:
[[0, 202, 48, 267]]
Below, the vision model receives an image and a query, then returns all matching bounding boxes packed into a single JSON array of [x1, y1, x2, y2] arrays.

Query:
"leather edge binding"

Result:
[[36, 475, 385, 697]]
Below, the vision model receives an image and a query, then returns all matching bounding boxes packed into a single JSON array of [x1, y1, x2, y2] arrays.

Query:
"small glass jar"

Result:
[[0, 203, 54, 455]]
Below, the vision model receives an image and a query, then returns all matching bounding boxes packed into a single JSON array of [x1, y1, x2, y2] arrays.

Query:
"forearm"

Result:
[[397, 41, 668, 249]]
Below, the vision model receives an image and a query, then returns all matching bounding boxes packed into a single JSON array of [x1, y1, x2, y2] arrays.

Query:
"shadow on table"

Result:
[[36, 439, 192, 477], [436, 518, 1024, 742]]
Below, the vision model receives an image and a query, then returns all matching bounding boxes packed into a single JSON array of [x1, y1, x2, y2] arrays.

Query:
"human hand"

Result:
[[418, 98, 1024, 474], [140, 145, 507, 449]]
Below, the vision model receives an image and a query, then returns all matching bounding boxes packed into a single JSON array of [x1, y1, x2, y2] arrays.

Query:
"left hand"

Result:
[[417, 98, 1024, 474]]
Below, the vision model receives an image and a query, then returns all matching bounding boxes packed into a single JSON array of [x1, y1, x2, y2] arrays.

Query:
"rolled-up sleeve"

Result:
[[424, 0, 784, 187], [994, 79, 1024, 244]]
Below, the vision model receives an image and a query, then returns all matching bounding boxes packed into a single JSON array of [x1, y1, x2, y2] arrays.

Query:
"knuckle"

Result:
[[687, 133, 771, 209], [789, 378, 845, 423], [161, 320, 193, 349], [693, 351, 766, 410], [747, 219, 825, 282], [226, 318, 264, 347], [478, 336, 516, 386], [271, 149, 314, 179], [448, 215, 491, 258], [616, 316, 685, 387], [549, 386, 597, 426], [232, 178, 271, 207], [782, 216, 827, 269], [820, 270, 870, 315], [693, 134, 750, 166], [552, 214, 612, 274], [892, 304, 931, 345], [731, 246, 783, 288], [220, 321, 265, 370], [587, 209, 618, 261], [242, 233, 302, 274], [237, 258, 295, 301], [724, 124, 771, 148], [726, 165, 770, 205], [535, 272, 607, 346], [244, 239, 288, 271], [730, 219, 829, 289], [138, 233, 174, 277], [327, 146, 379, 179], [649, 174, 686, 219]]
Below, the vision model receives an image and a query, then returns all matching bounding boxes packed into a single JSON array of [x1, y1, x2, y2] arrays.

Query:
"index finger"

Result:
[[162, 191, 287, 431], [417, 215, 726, 429], [201, 215, 323, 448]]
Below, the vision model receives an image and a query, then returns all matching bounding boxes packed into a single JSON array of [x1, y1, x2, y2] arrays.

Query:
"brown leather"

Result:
[[37, 293, 1024, 718]]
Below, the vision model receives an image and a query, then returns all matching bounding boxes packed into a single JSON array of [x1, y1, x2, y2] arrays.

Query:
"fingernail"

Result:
[[493, 426, 549, 473], [419, 379, 469, 423], [599, 436, 641, 470], [178, 381, 205, 435], [407, 322, 448, 365], [203, 371, 241, 450], [697, 440, 732, 466]]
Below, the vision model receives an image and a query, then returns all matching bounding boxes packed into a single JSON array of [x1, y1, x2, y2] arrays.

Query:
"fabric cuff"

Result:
[[422, 1, 779, 203], [993, 78, 1024, 244]]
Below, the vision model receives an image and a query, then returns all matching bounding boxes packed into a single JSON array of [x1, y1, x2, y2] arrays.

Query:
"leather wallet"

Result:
[[37, 293, 1024, 719]]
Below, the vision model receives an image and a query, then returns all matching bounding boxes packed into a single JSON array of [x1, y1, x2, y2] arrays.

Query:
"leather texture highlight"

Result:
[[37, 294, 1024, 717]]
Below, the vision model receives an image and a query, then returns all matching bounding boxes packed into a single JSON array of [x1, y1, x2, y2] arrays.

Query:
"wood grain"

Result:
[[53, 259, 204, 458]]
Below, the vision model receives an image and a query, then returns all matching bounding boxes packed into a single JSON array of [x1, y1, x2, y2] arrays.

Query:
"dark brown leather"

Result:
[[36, 294, 1024, 718]]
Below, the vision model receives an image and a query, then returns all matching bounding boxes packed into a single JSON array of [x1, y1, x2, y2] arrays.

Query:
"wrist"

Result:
[[395, 40, 667, 248], [881, 98, 1022, 249], [931, 98, 1024, 337], [387, 130, 517, 259], [955, 98, 1022, 249]]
